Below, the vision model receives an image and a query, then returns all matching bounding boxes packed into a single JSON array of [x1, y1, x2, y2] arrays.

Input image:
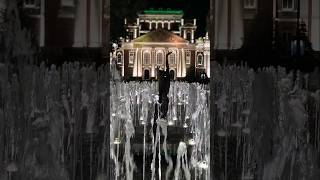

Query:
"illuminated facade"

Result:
[[115, 9, 210, 80]]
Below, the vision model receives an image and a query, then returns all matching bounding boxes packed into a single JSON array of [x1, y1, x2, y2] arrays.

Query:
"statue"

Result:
[[151, 52, 172, 179], [156, 52, 172, 119]]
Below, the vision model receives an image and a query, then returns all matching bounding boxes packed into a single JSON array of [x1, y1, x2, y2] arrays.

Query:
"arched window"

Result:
[[197, 53, 203, 65], [282, 0, 294, 11], [24, 0, 36, 7], [117, 53, 122, 64], [164, 22, 168, 30], [186, 51, 191, 64], [143, 52, 151, 65], [169, 70, 175, 80], [244, 0, 256, 9], [169, 53, 176, 64], [156, 52, 163, 65], [129, 51, 135, 64], [187, 32, 191, 42]]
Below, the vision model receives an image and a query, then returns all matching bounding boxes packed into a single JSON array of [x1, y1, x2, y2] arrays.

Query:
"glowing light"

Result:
[[183, 123, 188, 128], [173, 116, 178, 121], [168, 120, 174, 126], [197, 161, 208, 169], [111, 113, 116, 117], [141, 121, 146, 125], [114, 138, 121, 145], [139, 116, 144, 121], [188, 139, 195, 146]]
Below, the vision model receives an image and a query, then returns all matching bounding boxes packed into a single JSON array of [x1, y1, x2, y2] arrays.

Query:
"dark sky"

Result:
[[110, 0, 210, 41]]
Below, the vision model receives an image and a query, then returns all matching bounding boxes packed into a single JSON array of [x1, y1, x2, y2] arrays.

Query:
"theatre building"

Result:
[[114, 9, 210, 81]]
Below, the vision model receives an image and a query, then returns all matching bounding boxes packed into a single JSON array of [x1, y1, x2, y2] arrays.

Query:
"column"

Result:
[[40, 0, 45, 47], [181, 49, 186, 77], [139, 49, 143, 77], [183, 30, 187, 39], [151, 49, 155, 77], [122, 51, 125, 76], [90, 0, 102, 47], [133, 49, 139, 77], [191, 30, 194, 43], [74, 0, 87, 47], [311, 0, 320, 51], [134, 28, 137, 39]]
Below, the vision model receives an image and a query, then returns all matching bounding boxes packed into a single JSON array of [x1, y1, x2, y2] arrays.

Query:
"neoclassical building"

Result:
[[115, 9, 210, 81]]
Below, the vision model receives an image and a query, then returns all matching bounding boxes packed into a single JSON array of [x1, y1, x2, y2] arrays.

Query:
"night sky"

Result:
[[110, 0, 210, 41]]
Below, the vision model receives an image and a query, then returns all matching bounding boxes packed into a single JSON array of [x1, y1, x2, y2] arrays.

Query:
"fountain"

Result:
[[0, 60, 318, 179], [110, 52, 211, 179]]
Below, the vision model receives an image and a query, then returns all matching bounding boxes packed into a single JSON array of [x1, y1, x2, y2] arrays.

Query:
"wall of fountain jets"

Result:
[[210, 65, 320, 179], [0, 62, 319, 179], [110, 81, 210, 180]]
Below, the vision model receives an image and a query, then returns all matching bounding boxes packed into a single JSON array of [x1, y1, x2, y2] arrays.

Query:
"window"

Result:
[[143, 52, 151, 65], [61, 0, 74, 7], [117, 53, 122, 64], [169, 53, 176, 64], [282, 0, 294, 11], [24, 0, 37, 8], [129, 51, 134, 64], [186, 51, 191, 64], [197, 54, 203, 65], [244, 0, 256, 9], [156, 52, 163, 65]]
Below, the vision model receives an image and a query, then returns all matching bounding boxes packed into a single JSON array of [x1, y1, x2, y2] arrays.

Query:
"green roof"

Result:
[[143, 9, 184, 15]]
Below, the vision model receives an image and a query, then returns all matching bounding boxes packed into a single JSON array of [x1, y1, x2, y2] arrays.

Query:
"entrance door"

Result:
[[144, 69, 150, 80], [169, 70, 175, 80]]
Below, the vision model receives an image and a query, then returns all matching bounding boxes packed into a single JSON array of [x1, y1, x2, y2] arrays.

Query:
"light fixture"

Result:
[[114, 138, 121, 145], [173, 116, 178, 121], [183, 123, 188, 128], [111, 113, 116, 117], [188, 138, 195, 146], [139, 116, 144, 121], [141, 121, 146, 125], [197, 161, 208, 169], [168, 120, 174, 126]]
